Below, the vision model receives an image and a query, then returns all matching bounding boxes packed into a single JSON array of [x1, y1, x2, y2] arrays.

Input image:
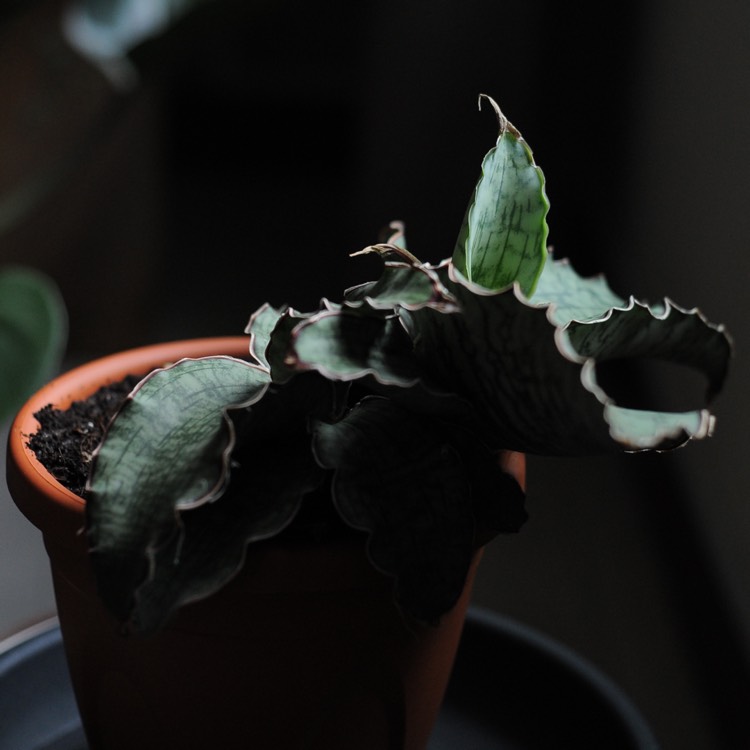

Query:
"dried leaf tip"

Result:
[[478, 93, 522, 140]]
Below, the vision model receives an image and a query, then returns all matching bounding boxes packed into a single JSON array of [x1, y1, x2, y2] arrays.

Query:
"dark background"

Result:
[[1, 2, 748, 748]]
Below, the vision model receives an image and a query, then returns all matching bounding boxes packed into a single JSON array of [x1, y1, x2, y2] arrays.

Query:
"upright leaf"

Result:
[[452, 95, 549, 295]]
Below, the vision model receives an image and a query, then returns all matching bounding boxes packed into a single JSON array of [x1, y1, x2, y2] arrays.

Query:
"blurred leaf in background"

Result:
[[0, 266, 67, 422], [62, 0, 213, 88]]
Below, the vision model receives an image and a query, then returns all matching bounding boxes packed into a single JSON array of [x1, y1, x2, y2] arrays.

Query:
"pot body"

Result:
[[6, 337, 514, 750]]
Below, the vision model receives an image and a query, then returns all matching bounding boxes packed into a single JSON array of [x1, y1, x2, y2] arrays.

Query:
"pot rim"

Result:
[[6, 336, 250, 536]]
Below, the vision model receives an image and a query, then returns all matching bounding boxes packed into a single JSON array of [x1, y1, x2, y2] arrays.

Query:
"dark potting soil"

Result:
[[28, 375, 144, 498]]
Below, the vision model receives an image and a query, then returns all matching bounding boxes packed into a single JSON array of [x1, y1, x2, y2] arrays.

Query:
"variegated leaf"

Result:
[[452, 95, 549, 295], [287, 309, 419, 386], [402, 255, 731, 454], [86, 356, 270, 623]]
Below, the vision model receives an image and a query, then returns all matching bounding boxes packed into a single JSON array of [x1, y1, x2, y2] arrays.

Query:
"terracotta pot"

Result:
[[6, 337, 525, 750]]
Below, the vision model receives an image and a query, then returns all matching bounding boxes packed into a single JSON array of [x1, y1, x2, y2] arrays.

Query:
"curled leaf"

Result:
[[245, 302, 283, 369], [286, 309, 420, 386], [86, 356, 270, 624], [401, 253, 731, 454]]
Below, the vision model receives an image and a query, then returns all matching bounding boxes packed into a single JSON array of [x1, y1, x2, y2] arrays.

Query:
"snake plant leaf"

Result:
[[122, 462, 317, 634], [534, 257, 731, 450], [286, 308, 420, 386], [245, 302, 284, 369], [601, 404, 714, 452], [527, 255, 626, 326], [401, 254, 731, 455], [403, 263, 607, 454], [452, 95, 549, 296], [112, 374, 335, 633], [86, 356, 270, 623], [564, 298, 730, 397], [313, 397, 479, 622], [0, 266, 67, 423], [344, 255, 458, 312], [261, 303, 345, 383], [281, 250, 458, 387], [571, 311, 729, 452]]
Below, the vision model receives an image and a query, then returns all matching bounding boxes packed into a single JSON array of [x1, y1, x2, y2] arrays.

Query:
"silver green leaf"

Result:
[[283, 250, 457, 386], [88, 357, 269, 511], [245, 302, 285, 369], [528, 255, 626, 325], [86, 356, 270, 624], [534, 256, 730, 450], [110, 373, 336, 634], [402, 254, 731, 454], [119, 462, 315, 633], [344, 254, 458, 312], [452, 95, 549, 296], [287, 309, 420, 386]]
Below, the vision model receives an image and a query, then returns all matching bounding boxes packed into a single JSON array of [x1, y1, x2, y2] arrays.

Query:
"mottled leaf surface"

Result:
[[401, 255, 730, 454], [452, 97, 548, 295], [528, 255, 625, 325], [86, 356, 270, 624], [115, 375, 335, 633]]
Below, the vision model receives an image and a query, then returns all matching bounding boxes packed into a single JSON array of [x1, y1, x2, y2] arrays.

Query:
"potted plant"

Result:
[[6, 97, 731, 750]]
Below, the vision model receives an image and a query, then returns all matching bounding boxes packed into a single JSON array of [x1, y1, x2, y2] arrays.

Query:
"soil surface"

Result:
[[28, 375, 143, 497]]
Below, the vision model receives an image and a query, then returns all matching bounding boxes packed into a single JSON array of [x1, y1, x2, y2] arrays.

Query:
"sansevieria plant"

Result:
[[44, 96, 730, 636]]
